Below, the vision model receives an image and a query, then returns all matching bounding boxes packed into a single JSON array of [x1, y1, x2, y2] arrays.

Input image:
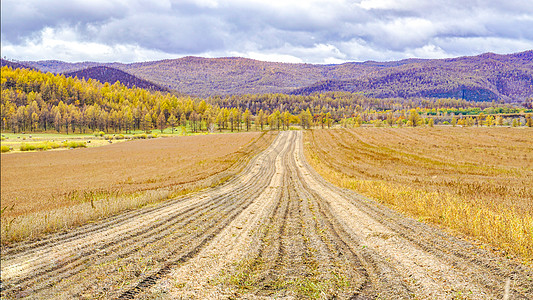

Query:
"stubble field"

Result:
[[2, 131, 532, 299], [1, 132, 274, 242], [304, 127, 533, 262]]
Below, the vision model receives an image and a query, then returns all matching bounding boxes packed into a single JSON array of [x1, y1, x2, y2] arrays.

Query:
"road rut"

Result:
[[2, 131, 532, 299]]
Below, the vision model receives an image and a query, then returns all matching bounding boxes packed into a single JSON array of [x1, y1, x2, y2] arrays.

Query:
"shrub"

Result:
[[1, 145, 10, 153], [63, 141, 87, 149], [20, 143, 36, 151], [34, 143, 48, 151]]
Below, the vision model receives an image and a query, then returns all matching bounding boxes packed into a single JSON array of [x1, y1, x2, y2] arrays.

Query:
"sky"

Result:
[[2, 0, 533, 64]]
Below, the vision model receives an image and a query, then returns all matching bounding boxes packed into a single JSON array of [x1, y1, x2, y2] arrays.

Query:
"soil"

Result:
[[1, 131, 532, 299]]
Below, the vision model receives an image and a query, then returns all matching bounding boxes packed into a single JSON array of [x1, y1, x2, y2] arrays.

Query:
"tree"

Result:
[[269, 110, 281, 130], [282, 111, 291, 130], [526, 114, 533, 127], [325, 112, 332, 128], [231, 108, 241, 131], [243, 109, 252, 131], [142, 112, 152, 132], [299, 109, 312, 129], [257, 109, 265, 130], [477, 113, 485, 127], [386, 112, 394, 127], [168, 114, 177, 134], [180, 112, 187, 127], [31, 112, 39, 132], [216, 110, 224, 132], [355, 115, 363, 127], [190, 112, 199, 132], [496, 115, 504, 126], [408, 109, 421, 127], [53, 110, 62, 133], [158, 111, 166, 133], [485, 115, 495, 127]]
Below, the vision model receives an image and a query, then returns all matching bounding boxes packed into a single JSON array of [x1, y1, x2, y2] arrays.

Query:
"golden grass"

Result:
[[1, 132, 275, 243], [304, 127, 533, 263]]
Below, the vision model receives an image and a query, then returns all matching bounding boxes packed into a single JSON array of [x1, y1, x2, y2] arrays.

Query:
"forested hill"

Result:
[[20, 51, 533, 101], [64, 66, 168, 92], [292, 51, 533, 102], [24, 57, 377, 96]]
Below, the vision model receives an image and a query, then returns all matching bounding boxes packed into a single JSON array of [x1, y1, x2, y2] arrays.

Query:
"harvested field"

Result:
[[304, 127, 533, 262], [1, 132, 273, 242], [2, 131, 532, 299]]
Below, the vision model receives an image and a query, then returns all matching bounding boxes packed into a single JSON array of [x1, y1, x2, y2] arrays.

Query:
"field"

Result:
[[1, 132, 120, 152], [304, 127, 533, 262], [2, 130, 532, 299], [0, 128, 208, 153], [1, 131, 274, 242]]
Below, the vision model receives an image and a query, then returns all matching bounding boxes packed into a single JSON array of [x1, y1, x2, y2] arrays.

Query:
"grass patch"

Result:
[[19, 141, 86, 151]]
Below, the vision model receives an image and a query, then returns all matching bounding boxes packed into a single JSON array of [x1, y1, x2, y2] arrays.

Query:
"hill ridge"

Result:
[[63, 66, 168, 92], [18, 50, 533, 100]]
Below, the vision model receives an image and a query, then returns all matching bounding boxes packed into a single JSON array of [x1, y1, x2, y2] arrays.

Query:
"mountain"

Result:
[[21, 50, 533, 101], [24, 57, 380, 96], [63, 66, 168, 92], [292, 51, 533, 102]]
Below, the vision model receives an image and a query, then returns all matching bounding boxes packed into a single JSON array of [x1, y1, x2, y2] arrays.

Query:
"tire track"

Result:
[[135, 131, 296, 299], [2, 131, 275, 259], [3, 130, 532, 299], [296, 131, 533, 299], [1, 132, 287, 299], [140, 131, 407, 299]]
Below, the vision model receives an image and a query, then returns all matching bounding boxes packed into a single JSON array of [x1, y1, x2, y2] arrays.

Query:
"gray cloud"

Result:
[[1, 0, 532, 63]]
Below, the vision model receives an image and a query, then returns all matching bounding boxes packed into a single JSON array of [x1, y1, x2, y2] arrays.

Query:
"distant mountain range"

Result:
[[4, 51, 532, 101]]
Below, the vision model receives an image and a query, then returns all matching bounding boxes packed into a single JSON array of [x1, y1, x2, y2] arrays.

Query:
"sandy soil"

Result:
[[1, 131, 532, 299]]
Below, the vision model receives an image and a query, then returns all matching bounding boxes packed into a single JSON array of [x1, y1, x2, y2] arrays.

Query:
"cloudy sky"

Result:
[[2, 0, 533, 64]]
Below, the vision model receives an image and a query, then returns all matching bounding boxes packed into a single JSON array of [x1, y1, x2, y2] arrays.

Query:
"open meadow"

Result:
[[1, 131, 274, 242], [304, 127, 533, 262]]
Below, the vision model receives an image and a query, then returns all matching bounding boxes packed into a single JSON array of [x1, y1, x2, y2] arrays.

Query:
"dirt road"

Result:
[[2, 131, 532, 299]]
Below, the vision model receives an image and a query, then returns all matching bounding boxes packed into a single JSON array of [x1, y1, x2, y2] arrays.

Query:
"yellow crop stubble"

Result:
[[304, 127, 533, 263]]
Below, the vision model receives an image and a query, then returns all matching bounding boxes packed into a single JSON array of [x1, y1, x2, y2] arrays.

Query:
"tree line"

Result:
[[1, 66, 531, 134]]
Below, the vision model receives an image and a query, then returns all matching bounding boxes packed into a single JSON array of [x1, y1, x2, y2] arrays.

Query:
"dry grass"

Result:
[[304, 127, 533, 263], [1, 132, 275, 243]]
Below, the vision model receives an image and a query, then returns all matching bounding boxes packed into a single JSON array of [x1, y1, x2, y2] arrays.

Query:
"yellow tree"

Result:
[[168, 114, 177, 134], [142, 112, 152, 132], [158, 111, 166, 133]]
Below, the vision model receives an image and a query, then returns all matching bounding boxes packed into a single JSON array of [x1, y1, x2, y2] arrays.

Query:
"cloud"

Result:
[[1, 0, 532, 63]]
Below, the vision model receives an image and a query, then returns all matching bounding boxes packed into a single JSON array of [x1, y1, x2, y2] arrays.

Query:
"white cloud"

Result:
[[1, 27, 173, 62], [1, 0, 532, 63]]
